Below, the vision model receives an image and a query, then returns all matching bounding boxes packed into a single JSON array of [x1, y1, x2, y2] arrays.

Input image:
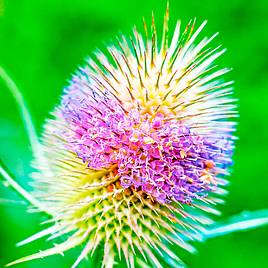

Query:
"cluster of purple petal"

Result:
[[60, 91, 232, 203]]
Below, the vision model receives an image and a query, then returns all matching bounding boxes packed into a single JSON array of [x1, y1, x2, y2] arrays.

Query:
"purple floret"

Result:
[[60, 90, 233, 204]]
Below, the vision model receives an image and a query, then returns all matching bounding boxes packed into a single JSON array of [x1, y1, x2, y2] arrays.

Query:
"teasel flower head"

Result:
[[7, 4, 237, 268]]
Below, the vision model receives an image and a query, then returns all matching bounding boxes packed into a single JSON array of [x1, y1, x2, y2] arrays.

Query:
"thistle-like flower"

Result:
[[6, 5, 237, 268]]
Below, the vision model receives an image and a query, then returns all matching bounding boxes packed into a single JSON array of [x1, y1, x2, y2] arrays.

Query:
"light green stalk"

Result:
[[0, 66, 39, 154]]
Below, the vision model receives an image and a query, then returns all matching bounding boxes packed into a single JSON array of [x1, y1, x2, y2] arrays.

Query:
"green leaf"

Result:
[[202, 209, 268, 240]]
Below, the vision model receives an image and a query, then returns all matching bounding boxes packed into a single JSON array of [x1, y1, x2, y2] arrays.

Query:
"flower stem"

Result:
[[0, 66, 40, 155]]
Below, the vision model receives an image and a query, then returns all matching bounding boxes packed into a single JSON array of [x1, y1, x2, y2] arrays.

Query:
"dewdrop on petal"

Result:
[[7, 5, 237, 268]]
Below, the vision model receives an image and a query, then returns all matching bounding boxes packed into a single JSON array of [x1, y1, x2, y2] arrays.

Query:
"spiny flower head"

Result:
[[8, 6, 237, 268]]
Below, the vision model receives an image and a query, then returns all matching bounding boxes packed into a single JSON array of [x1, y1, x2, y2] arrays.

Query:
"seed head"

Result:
[[8, 6, 237, 268]]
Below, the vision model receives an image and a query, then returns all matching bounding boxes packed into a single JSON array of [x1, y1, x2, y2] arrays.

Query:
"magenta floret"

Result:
[[60, 90, 232, 203]]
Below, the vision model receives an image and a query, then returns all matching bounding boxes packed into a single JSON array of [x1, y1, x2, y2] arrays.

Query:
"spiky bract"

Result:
[[8, 7, 237, 268]]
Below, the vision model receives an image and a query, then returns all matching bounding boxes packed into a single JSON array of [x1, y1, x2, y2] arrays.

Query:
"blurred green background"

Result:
[[0, 0, 268, 267]]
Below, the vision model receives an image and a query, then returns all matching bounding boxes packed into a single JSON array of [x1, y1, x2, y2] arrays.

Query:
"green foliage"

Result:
[[0, 0, 267, 267]]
